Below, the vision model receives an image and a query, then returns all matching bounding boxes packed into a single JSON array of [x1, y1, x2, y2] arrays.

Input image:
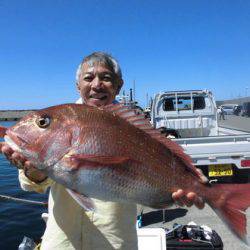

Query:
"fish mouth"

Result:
[[5, 132, 39, 162], [5, 131, 28, 152]]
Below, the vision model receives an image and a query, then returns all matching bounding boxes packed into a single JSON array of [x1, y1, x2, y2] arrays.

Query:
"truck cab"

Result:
[[151, 90, 218, 138]]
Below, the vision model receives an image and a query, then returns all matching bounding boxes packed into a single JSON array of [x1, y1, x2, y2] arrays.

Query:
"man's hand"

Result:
[[172, 169, 207, 209], [172, 190, 205, 209], [0, 142, 47, 183]]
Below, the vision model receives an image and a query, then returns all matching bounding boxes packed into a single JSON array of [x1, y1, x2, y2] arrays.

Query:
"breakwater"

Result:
[[0, 110, 35, 121]]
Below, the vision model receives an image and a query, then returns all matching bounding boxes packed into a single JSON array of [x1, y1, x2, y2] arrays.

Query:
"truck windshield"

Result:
[[163, 96, 205, 111]]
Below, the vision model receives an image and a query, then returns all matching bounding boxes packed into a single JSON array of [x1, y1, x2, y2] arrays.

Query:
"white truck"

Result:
[[136, 90, 250, 250], [150, 89, 250, 184]]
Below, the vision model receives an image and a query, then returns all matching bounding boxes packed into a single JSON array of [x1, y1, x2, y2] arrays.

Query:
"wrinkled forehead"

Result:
[[82, 61, 114, 74]]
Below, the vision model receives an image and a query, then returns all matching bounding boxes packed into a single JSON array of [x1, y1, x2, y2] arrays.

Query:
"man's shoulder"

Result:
[[76, 98, 83, 104]]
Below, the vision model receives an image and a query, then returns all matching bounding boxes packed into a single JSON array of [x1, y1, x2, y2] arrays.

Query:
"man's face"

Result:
[[77, 62, 122, 107]]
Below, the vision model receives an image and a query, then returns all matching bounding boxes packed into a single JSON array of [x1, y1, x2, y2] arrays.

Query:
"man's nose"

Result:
[[92, 76, 102, 89]]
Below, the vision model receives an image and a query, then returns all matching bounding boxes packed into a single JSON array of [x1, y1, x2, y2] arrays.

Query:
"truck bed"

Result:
[[174, 132, 250, 183]]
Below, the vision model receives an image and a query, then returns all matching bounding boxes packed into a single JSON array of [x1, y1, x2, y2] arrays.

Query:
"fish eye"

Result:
[[36, 116, 51, 128]]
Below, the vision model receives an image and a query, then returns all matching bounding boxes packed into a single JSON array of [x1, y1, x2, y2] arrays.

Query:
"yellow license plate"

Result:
[[208, 164, 233, 177]]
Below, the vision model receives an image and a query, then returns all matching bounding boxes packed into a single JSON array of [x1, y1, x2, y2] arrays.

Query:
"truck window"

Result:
[[193, 96, 205, 110], [163, 96, 205, 111], [164, 98, 175, 111]]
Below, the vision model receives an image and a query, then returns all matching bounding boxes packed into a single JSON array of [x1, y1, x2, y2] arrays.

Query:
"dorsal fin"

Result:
[[100, 104, 202, 180]]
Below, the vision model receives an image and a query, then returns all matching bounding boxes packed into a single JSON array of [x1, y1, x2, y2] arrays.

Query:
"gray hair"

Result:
[[75, 52, 123, 85]]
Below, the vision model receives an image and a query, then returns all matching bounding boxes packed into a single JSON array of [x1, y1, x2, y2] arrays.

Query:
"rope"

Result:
[[0, 194, 48, 207]]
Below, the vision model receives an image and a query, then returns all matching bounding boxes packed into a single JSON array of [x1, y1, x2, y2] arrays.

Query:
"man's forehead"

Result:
[[82, 62, 112, 74]]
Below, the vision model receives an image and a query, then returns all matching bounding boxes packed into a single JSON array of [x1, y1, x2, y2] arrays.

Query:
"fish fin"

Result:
[[0, 126, 7, 137], [100, 104, 201, 181], [209, 183, 250, 244], [67, 154, 133, 168], [66, 188, 95, 211]]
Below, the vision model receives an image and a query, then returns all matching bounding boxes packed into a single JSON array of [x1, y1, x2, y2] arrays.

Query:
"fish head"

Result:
[[4, 105, 77, 170]]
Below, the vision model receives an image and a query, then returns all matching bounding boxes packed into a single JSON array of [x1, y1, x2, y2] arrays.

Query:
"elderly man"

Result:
[[0, 52, 205, 250]]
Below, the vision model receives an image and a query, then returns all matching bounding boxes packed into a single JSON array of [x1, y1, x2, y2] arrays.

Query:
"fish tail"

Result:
[[208, 183, 250, 244], [0, 126, 7, 137]]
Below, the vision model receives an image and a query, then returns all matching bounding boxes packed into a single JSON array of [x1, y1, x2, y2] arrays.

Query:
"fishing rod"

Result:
[[0, 194, 48, 207]]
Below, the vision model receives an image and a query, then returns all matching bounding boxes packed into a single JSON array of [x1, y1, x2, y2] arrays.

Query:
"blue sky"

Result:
[[1, 0, 250, 109]]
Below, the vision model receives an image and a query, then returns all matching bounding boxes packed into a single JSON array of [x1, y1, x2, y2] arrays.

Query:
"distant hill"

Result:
[[216, 97, 250, 106], [0, 110, 36, 121]]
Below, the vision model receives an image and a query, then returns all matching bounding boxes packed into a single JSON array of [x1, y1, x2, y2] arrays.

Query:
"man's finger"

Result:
[[172, 189, 186, 207], [194, 197, 205, 209], [2, 145, 14, 156], [172, 189, 183, 200], [172, 190, 205, 208], [185, 192, 197, 207], [186, 192, 205, 209], [11, 152, 26, 164], [24, 161, 35, 169]]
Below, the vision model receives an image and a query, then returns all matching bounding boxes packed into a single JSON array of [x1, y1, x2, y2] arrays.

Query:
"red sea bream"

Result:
[[1, 103, 250, 243]]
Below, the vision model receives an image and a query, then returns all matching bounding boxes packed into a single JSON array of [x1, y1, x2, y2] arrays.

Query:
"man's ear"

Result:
[[76, 82, 80, 92], [116, 79, 124, 94]]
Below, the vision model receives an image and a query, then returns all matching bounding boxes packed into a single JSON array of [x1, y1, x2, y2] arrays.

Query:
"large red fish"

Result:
[[1, 103, 250, 243]]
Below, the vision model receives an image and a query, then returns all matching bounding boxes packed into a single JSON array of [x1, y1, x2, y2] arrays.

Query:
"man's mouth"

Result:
[[89, 94, 108, 101]]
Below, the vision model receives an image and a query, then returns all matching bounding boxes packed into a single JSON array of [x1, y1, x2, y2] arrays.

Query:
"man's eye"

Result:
[[102, 76, 112, 81], [83, 76, 93, 82]]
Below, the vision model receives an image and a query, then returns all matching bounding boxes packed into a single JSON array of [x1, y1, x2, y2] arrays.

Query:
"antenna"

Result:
[[129, 88, 133, 102], [133, 80, 136, 101]]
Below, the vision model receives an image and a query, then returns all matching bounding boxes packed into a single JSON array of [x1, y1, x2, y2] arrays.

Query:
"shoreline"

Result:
[[0, 110, 35, 121]]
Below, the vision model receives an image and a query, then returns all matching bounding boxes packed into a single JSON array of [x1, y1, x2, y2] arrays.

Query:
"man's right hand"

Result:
[[0, 142, 48, 183]]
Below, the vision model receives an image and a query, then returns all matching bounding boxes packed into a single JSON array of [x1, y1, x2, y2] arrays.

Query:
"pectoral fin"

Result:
[[66, 188, 95, 211], [66, 154, 135, 169]]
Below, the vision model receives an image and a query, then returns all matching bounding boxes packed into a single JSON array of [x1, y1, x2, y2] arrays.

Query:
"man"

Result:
[[0, 52, 205, 250], [218, 106, 225, 120]]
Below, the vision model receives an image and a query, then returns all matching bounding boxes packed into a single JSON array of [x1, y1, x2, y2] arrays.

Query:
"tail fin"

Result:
[[0, 126, 7, 137], [209, 183, 250, 244]]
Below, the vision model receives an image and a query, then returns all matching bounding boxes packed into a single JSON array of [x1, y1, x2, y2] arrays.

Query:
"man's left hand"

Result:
[[172, 189, 205, 209]]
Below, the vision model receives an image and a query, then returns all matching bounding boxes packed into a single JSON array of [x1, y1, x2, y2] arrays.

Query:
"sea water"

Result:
[[0, 121, 47, 250]]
